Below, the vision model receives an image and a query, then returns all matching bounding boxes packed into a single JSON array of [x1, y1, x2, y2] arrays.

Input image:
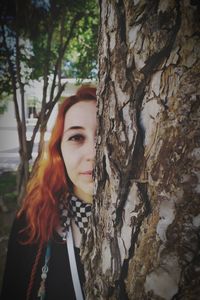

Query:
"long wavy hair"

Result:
[[18, 85, 96, 244]]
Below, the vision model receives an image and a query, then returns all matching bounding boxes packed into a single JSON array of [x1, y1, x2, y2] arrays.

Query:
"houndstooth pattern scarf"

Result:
[[59, 193, 92, 240]]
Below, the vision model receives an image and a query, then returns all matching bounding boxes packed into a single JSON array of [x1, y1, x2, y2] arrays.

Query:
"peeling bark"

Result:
[[82, 1, 200, 299]]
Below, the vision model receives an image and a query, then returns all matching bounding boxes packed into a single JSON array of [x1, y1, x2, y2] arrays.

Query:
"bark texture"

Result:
[[82, 0, 200, 299]]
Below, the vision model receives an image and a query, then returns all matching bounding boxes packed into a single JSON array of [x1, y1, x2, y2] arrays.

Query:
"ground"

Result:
[[0, 171, 17, 289]]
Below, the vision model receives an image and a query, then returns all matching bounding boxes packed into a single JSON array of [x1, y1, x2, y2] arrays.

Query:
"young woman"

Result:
[[1, 86, 97, 300]]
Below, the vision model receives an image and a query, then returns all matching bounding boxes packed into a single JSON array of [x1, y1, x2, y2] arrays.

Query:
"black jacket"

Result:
[[1, 214, 85, 300]]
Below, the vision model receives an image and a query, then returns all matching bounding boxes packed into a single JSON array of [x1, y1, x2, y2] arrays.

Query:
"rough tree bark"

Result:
[[82, 1, 200, 299]]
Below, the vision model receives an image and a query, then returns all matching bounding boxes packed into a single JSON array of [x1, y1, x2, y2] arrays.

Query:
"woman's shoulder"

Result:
[[12, 211, 27, 226], [5, 212, 41, 270], [1, 213, 43, 300], [10, 211, 26, 232], [8, 212, 31, 246]]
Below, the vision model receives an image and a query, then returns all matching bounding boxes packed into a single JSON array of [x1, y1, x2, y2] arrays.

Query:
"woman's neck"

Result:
[[73, 188, 93, 204]]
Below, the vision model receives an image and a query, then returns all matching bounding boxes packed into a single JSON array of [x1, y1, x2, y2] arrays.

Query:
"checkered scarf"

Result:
[[59, 193, 92, 240]]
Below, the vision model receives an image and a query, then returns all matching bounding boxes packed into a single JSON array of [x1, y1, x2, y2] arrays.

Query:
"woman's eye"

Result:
[[68, 134, 84, 142]]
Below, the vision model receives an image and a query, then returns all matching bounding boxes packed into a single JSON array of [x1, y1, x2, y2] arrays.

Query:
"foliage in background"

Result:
[[64, 3, 99, 79], [0, 172, 17, 195], [0, 96, 9, 114], [28, 0, 99, 81]]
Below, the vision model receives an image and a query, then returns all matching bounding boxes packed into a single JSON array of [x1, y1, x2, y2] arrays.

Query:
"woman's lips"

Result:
[[80, 171, 93, 175]]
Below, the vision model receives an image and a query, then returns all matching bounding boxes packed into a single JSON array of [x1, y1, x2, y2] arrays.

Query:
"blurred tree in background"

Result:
[[0, 0, 99, 202]]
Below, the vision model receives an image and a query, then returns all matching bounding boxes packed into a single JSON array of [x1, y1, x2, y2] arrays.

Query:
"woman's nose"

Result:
[[85, 137, 96, 161]]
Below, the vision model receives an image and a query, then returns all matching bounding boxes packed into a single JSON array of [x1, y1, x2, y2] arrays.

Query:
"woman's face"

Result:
[[61, 100, 97, 203]]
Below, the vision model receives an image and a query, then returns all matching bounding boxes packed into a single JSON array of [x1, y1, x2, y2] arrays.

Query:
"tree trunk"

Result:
[[1, 21, 30, 203], [82, 1, 200, 299], [15, 17, 30, 202]]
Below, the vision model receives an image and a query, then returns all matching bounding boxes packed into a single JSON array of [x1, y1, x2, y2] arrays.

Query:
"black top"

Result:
[[0, 214, 85, 300]]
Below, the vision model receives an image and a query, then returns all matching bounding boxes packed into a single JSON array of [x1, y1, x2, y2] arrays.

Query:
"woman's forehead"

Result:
[[63, 100, 97, 129]]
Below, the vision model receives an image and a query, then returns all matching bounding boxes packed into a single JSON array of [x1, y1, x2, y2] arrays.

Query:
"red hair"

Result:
[[18, 85, 96, 244]]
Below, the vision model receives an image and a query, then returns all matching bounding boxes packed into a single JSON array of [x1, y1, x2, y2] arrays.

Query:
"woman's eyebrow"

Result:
[[64, 126, 84, 133]]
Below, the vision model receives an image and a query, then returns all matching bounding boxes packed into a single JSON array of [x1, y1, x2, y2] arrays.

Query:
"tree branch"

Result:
[[49, 12, 82, 104]]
